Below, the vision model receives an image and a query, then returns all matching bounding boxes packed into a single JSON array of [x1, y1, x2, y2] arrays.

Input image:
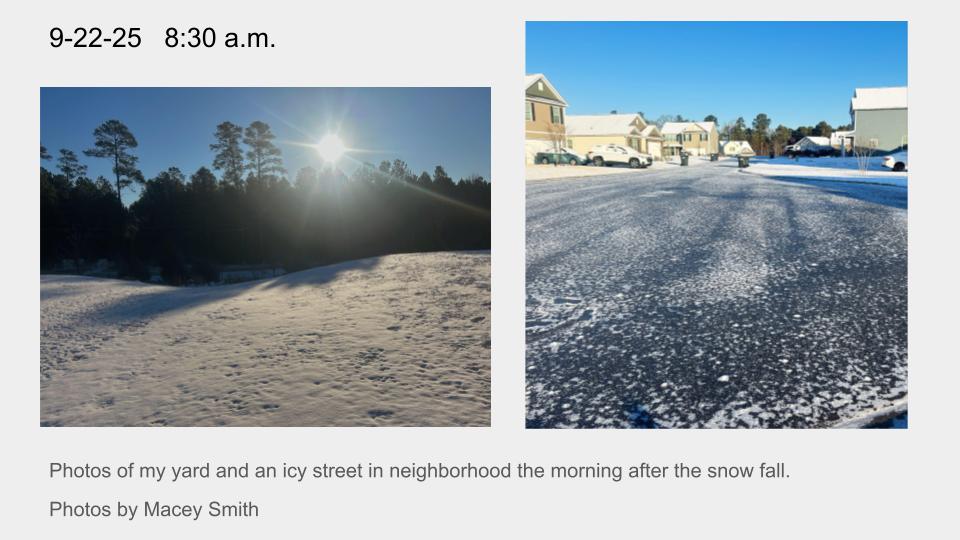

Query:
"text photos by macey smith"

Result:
[[40, 87, 491, 427], [525, 21, 907, 429]]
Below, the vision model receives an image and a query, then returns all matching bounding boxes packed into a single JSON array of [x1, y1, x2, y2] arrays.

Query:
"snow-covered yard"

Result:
[[741, 156, 907, 187], [41, 252, 491, 427]]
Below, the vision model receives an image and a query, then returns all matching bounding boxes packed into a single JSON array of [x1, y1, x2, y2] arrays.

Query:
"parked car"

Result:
[[534, 147, 588, 166], [882, 151, 908, 172], [586, 144, 651, 168]]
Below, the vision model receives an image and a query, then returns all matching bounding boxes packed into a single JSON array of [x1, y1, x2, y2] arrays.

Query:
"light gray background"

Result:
[[6, 1, 958, 537]]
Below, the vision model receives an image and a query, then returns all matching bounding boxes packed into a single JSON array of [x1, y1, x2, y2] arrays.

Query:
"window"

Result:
[[551, 105, 563, 125], [684, 133, 692, 142], [537, 81, 544, 92], [700, 133, 708, 141], [526, 101, 534, 122]]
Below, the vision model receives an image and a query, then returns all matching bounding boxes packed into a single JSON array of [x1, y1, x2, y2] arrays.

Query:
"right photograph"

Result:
[[525, 21, 907, 428]]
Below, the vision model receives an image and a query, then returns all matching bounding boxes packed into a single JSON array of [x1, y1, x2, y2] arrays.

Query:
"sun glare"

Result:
[[316, 133, 347, 164]]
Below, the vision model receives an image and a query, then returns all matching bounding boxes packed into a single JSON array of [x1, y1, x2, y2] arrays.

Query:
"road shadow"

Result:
[[765, 176, 907, 210]]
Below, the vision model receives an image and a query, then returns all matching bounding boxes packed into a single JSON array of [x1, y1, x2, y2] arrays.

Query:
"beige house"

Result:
[[720, 140, 755, 156], [660, 121, 719, 157], [565, 113, 664, 160], [525, 74, 568, 163]]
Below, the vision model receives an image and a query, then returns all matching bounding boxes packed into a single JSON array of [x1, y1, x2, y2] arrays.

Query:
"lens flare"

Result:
[[316, 133, 347, 164]]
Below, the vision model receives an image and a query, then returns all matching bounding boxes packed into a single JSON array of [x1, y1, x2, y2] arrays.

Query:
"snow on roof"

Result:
[[525, 74, 568, 106], [565, 114, 647, 136], [851, 87, 907, 111], [639, 125, 660, 137], [661, 121, 716, 134], [801, 136, 831, 146]]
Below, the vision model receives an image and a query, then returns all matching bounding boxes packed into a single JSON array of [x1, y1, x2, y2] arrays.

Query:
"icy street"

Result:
[[526, 160, 907, 428]]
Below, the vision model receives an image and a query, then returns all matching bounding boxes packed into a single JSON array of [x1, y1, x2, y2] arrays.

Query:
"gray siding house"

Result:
[[849, 87, 907, 153]]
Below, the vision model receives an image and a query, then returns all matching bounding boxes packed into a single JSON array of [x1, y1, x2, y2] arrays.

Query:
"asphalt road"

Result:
[[526, 161, 907, 428]]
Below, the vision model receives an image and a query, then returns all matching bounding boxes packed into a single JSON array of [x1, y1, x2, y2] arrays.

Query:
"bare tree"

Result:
[[853, 135, 878, 176], [546, 123, 566, 166]]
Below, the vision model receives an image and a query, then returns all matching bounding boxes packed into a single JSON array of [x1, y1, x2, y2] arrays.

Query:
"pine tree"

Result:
[[732, 117, 747, 141], [813, 121, 833, 138], [57, 149, 88, 181], [243, 121, 285, 184], [84, 119, 142, 205], [752, 114, 771, 154], [210, 122, 245, 188]]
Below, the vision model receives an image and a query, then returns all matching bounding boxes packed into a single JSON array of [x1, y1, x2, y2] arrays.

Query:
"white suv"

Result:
[[586, 144, 652, 168]]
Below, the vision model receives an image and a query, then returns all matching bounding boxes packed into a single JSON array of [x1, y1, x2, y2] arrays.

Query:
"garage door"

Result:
[[647, 141, 662, 160]]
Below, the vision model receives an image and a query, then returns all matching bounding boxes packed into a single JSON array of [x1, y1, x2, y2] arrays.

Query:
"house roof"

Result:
[[851, 87, 907, 111], [525, 74, 568, 106], [723, 140, 755, 155], [639, 125, 661, 138], [661, 121, 716, 135], [800, 136, 831, 146], [565, 113, 649, 136]]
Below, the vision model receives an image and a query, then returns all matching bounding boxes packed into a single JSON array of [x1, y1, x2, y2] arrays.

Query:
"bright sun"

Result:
[[316, 133, 347, 164]]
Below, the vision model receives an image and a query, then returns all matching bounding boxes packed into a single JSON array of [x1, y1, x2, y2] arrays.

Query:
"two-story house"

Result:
[[660, 121, 719, 157], [849, 87, 907, 153], [564, 113, 664, 160], [525, 74, 568, 164]]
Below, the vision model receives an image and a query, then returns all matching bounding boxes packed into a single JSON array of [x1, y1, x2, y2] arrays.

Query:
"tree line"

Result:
[[652, 113, 852, 156], [41, 120, 490, 284]]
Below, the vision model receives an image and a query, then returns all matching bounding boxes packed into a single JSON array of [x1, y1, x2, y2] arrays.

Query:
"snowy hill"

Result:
[[41, 252, 490, 427]]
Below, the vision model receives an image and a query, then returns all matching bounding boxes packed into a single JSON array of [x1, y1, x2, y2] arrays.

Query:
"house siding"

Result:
[[525, 100, 565, 141], [664, 126, 718, 156], [853, 108, 908, 152]]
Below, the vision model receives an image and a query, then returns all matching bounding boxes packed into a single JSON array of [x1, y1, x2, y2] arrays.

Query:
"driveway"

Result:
[[526, 161, 907, 428]]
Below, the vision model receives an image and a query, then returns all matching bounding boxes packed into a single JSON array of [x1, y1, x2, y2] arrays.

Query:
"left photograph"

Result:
[[40, 87, 491, 427]]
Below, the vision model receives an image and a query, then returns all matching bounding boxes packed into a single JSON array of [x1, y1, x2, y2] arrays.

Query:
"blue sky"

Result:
[[527, 21, 907, 127], [41, 87, 491, 204]]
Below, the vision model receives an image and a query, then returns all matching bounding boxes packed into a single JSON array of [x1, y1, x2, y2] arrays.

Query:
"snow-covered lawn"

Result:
[[742, 156, 907, 187], [41, 252, 490, 427]]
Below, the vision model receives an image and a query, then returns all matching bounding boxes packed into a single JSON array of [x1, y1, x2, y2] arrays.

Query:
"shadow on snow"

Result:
[[60, 256, 383, 324], [764, 176, 907, 210]]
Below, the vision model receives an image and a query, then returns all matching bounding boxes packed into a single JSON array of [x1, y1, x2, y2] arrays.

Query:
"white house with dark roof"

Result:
[[849, 86, 907, 152], [564, 113, 664, 160], [786, 136, 832, 155]]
